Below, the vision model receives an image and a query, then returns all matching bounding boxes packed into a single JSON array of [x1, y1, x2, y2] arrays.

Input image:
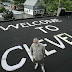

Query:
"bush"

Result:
[[0, 7, 5, 13], [2, 10, 14, 20]]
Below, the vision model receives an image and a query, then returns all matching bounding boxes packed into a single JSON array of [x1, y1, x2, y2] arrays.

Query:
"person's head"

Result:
[[33, 38, 39, 44]]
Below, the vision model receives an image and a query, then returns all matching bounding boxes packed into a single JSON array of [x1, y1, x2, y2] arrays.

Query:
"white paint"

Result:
[[39, 39, 47, 47], [36, 19, 62, 25], [35, 27, 48, 33], [0, 19, 62, 31], [26, 22, 35, 26], [50, 19, 62, 23], [39, 39, 44, 42], [0, 24, 19, 31], [50, 19, 57, 23], [35, 25, 59, 33], [23, 44, 33, 61], [45, 49, 57, 56], [45, 25, 59, 31], [23, 38, 57, 62], [57, 33, 72, 45], [32, 21, 41, 25], [44, 36, 65, 49], [23, 43, 57, 61], [20, 23, 29, 28], [39, 20, 49, 24], [45, 20, 53, 23], [1, 46, 26, 71], [39, 39, 57, 56]]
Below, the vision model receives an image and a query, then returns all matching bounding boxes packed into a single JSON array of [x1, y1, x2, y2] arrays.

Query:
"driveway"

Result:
[[4, 6, 33, 19]]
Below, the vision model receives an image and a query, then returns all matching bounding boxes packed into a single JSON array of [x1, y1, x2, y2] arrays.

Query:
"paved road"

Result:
[[0, 16, 72, 72]]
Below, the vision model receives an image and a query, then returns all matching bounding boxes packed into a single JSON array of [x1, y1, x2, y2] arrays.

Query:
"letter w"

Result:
[[0, 24, 19, 31]]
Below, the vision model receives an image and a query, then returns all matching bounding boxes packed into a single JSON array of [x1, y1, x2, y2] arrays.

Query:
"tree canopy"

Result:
[[13, 0, 26, 5], [39, 0, 72, 13], [0, 0, 8, 2]]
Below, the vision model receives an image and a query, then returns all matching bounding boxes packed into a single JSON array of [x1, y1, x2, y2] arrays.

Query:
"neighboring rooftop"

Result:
[[24, 0, 38, 6]]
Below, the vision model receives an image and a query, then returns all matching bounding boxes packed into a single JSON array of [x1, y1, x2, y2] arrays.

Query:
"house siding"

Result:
[[24, 5, 34, 15], [24, 0, 45, 15], [33, 0, 45, 15]]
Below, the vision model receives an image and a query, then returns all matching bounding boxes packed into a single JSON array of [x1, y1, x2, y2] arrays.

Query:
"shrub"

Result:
[[0, 7, 5, 13], [2, 10, 14, 20]]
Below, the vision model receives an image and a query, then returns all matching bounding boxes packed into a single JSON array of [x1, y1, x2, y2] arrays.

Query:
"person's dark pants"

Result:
[[33, 58, 44, 66]]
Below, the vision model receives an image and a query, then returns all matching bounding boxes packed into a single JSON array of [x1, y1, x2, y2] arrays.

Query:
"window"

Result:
[[40, 10, 43, 13]]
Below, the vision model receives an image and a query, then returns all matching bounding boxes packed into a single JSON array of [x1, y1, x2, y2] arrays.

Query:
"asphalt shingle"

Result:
[[24, 0, 38, 6]]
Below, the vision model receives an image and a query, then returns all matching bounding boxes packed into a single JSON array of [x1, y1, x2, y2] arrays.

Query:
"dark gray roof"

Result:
[[24, 0, 38, 6]]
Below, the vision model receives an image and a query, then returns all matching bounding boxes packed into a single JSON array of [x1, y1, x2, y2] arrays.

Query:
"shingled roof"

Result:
[[24, 0, 38, 6]]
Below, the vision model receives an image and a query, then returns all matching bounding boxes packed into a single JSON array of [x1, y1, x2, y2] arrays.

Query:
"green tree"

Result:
[[39, 0, 72, 15], [13, 0, 26, 5], [0, 0, 8, 2], [2, 10, 14, 20], [60, 0, 72, 11], [0, 7, 5, 13]]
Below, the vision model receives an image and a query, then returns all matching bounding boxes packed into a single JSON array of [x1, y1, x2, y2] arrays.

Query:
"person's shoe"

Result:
[[42, 68, 45, 72], [34, 63, 38, 69], [41, 66, 45, 72]]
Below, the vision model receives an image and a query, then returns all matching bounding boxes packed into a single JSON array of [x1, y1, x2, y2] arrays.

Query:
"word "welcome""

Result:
[[0, 19, 62, 31]]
